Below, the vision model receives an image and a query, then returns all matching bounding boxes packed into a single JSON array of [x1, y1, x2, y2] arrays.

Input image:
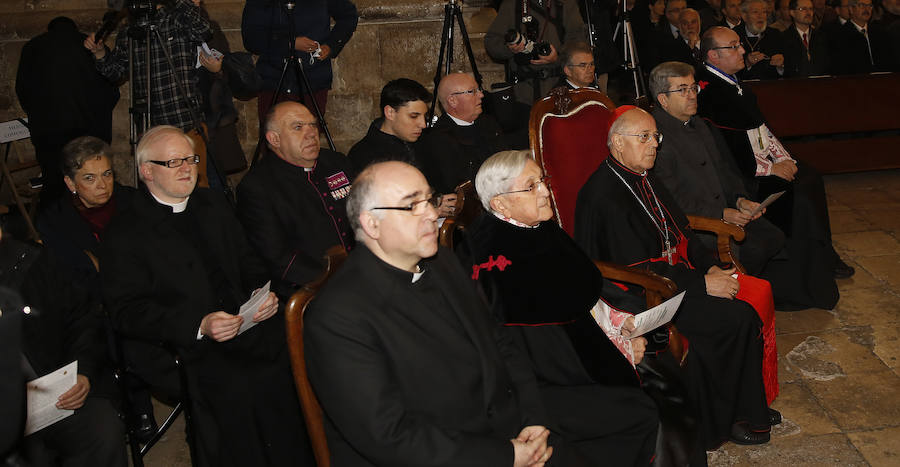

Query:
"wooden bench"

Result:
[[745, 72, 900, 174]]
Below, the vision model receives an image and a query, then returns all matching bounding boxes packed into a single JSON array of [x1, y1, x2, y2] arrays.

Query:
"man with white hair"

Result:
[[102, 125, 312, 466], [305, 161, 557, 466], [734, 0, 786, 79], [467, 150, 663, 466]]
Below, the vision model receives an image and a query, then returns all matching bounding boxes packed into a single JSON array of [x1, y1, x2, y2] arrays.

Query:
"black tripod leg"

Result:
[[251, 56, 294, 166], [428, 3, 454, 124], [293, 57, 336, 151], [454, 6, 483, 87]]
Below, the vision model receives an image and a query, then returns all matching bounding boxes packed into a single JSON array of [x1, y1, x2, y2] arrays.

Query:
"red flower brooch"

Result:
[[698, 80, 709, 90]]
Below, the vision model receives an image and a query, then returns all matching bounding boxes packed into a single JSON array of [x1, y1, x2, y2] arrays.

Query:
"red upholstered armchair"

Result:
[[529, 87, 616, 237], [529, 87, 747, 272]]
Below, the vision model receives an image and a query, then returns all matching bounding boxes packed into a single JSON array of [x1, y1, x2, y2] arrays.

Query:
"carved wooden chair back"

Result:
[[284, 246, 349, 467]]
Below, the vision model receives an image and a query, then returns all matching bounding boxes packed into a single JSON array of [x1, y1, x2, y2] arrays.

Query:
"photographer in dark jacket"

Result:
[[486, 0, 588, 104]]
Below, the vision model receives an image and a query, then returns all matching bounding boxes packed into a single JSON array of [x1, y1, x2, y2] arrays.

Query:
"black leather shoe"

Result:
[[834, 258, 855, 279], [730, 422, 771, 445], [768, 408, 782, 426], [132, 413, 158, 444]]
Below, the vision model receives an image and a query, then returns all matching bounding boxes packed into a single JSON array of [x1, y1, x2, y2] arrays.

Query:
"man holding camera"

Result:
[[486, 0, 588, 104]]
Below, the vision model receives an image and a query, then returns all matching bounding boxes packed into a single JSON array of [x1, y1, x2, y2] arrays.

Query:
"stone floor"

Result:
[[138, 169, 900, 467]]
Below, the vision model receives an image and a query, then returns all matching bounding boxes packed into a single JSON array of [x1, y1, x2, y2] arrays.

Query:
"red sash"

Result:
[[632, 235, 779, 405], [735, 273, 779, 405]]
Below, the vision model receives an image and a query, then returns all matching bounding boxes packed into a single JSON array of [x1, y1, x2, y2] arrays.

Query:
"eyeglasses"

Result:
[[567, 61, 595, 69], [660, 83, 701, 96], [371, 192, 442, 215], [791, 6, 813, 11], [617, 132, 664, 144], [497, 176, 552, 196], [146, 154, 201, 168], [450, 87, 484, 96], [711, 43, 742, 50]]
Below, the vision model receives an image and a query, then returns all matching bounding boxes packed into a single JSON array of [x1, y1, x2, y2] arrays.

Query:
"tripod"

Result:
[[125, 7, 232, 201], [428, 0, 483, 125], [251, 0, 336, 165], [611, 0, 649, 106]]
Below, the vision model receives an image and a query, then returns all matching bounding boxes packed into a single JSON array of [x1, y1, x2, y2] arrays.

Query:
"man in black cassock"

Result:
[[575, 107, 779, 456], [697, 26, 851, 308], [236, 101, 354, 300], [467, 151, 661, 466], [649, 61, 831, 311], [102, 126, 311, 466], [304, 161, 555, 466], [417, 73, 522, 199]]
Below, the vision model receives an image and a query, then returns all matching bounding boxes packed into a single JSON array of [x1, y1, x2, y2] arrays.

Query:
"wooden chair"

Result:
[[437, 180, 480, 250], [284, 246, 349, 467]]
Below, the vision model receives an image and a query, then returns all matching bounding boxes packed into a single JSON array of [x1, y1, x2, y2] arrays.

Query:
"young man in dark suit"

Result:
[[782, 0, 831, 76]]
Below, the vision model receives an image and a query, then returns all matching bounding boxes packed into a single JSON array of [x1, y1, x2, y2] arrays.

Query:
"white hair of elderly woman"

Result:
[[474, 150, 532, 212]]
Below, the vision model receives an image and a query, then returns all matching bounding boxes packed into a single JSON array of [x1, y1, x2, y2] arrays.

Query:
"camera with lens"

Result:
[[504, 29, 552, 64]]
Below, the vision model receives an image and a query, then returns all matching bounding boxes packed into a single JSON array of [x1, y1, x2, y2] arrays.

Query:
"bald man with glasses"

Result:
[[419, 73, 523, 212], [305, 161, 559, 467]]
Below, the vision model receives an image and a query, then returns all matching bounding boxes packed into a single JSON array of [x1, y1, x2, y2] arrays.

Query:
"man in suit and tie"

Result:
[[835, 0, 889, 73], [783, 0, 831, 75], [557, 41, 599, 90], [722, 0, 745, 28]]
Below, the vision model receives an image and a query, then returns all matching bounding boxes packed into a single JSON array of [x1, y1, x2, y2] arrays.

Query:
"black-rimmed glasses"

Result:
[[660, 83, 701, 96], [616, 132, 664, 144], [371, 192, 442, 215], [497, 176, 552, 196], [450, 87, 484, 96], [146, 155, 201, 168]]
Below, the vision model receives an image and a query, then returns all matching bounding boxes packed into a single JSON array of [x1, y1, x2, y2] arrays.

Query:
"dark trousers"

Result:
[[23, 396, 126, 467]]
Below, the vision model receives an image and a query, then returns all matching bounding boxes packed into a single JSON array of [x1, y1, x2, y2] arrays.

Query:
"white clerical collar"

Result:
[[448, 114, 475, 127], [705, 64, 743, 95], [411, 265, 424, 283], [492, 211, 539, 229], [150, 192, 189, 213]]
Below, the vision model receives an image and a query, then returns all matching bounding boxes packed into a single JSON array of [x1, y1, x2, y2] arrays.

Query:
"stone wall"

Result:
[[0, 0, 505, 188]]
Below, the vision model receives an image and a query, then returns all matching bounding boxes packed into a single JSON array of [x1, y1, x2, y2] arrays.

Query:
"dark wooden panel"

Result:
[[745, 73, 900, 137], [784, 135, 900, 174]]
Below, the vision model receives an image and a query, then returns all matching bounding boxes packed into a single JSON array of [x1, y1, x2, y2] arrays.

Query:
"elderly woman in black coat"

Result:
[[466, 150, 663, 467]]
